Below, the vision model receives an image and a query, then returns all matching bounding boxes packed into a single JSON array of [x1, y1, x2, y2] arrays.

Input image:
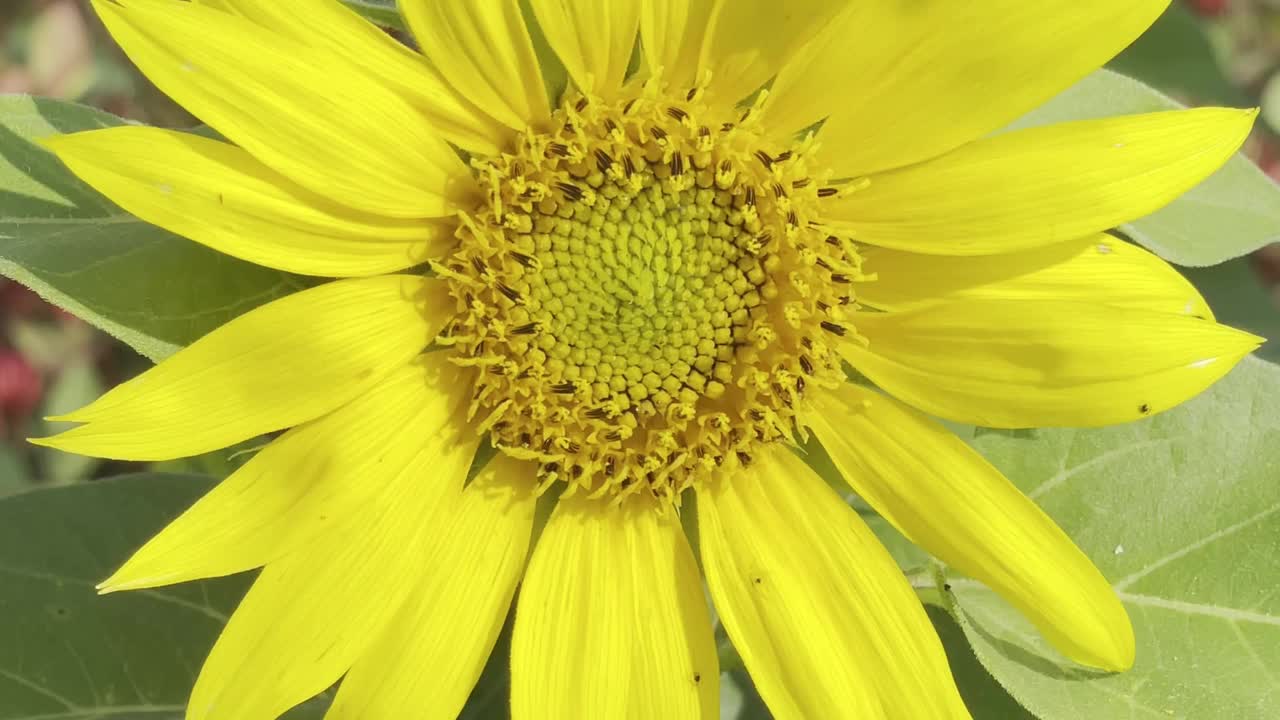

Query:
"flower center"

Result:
[[439, 83, 863, 505]]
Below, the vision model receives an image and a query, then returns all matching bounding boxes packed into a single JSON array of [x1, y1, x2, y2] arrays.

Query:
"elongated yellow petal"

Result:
[[402, 0, 550, 131], [699, 0, 843, 104], [639, 0, 713, 89], [199, 0, 509, 154], [765, 0, 1169, 174], [698, 448, 969, 719], [845, 301, 1262, 428], [328, 455, 536, 720], [511, 493, 717, 719], [33, 276, 442, 461], [96, 358, 477, 592], [530, 0, 639, 97], [93, 0, 474, 219], [858, 234, 1214, 320], [45, 127, 453, 276], [186, 415, 477, 720], [824, 109, 1256, 255], [803, 385, 1135, 670]]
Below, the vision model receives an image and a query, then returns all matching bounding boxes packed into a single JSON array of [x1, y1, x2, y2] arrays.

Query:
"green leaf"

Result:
[[1012, 70, 1280, 267], [945, 357, 1280, 720], [340, 0, 406, 32], [0, 95, 308, 362], [0, 473, 256, 719], [1181, 259, 1280, 363], [0, 472, 517, 718]]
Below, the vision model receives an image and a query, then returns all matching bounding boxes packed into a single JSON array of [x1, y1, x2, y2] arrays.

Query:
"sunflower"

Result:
[[36, 0, 1260, 717]]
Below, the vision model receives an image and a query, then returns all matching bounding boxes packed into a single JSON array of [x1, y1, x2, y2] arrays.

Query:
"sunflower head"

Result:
[[444, 81, 859, 502]]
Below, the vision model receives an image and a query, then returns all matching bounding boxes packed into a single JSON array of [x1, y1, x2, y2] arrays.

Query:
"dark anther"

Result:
[[801, 337, 813, 349], [754, 150, 774, 169], [686, 87, 699, 101], [670, 153, 685, 176], [470, 256, 487, 275], [604, 118, 619, 134], [831, 273, 851, 284], [565, 441, 581, 454], [552, 381, 577, 394], [774, 150, 793, 163], [650, 126, 668, 141], [496, 283, 521, 303], [796, 375, 806, 393], [816, 300, 831, 312], [755, 231, 772, 246], [698, 126, 711, 139], [821, 321, 847, 336], [744, 186, 756, 207], [519, 432, 532, 447], [516, 367, 532, 380], [666, 106, 688, 122], [570, 465, 585, 479], [622, 155, 637, 178], [749, 408, 765, 421], [543, 461, 560, 474], [787, 210, 799, 227], [623, 98, 638, 114], [825, 235, 841, 246], [556, 182, 584, 202], [510, 251, 537, 268], [489, 365, 507, 376], [512, 322, 539, 335], [604, 456, 617, 475], [585, 407, 610, 419], [772, 182, 786, 198], [793, 177, 812, 189], [594, 148, 614, 172], [574, 96, 589, 112], [799, 355, 814, 375], [817, 187, 839, 198], [605, 430, 623, 442], [720, 122, 735, 132], [472, 340, 485, 357], [541, 437, 555, 453], [838, 296, 851, 305], [815, 257, 832, 270]]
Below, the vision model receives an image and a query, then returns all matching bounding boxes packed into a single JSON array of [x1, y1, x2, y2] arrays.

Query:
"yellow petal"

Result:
[[511, 493, 717, 719], [203, 0, 509, 155], [186, 414, 478, 720], [402, 0, 551, 131], [765, 0, 1170, 175], [529, 0, 640, 98], [699, 0, 843, 104], [858, 234, 1214, 320], [845, 300, 1262, 428], [639, 0, 714, 89], [33, 275, 442, 461], [803, 385, 1135, 670], [327, 455, 536, 720], [698, 447, 969, 719], [45, 127, 454, 276], [96, 358, 477, 592], [93, 0, 474, 218], [824, 109, 1257, 255]]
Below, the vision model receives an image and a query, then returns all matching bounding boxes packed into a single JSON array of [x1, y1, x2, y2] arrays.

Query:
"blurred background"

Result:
[[0, 0, 1278, 496]]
